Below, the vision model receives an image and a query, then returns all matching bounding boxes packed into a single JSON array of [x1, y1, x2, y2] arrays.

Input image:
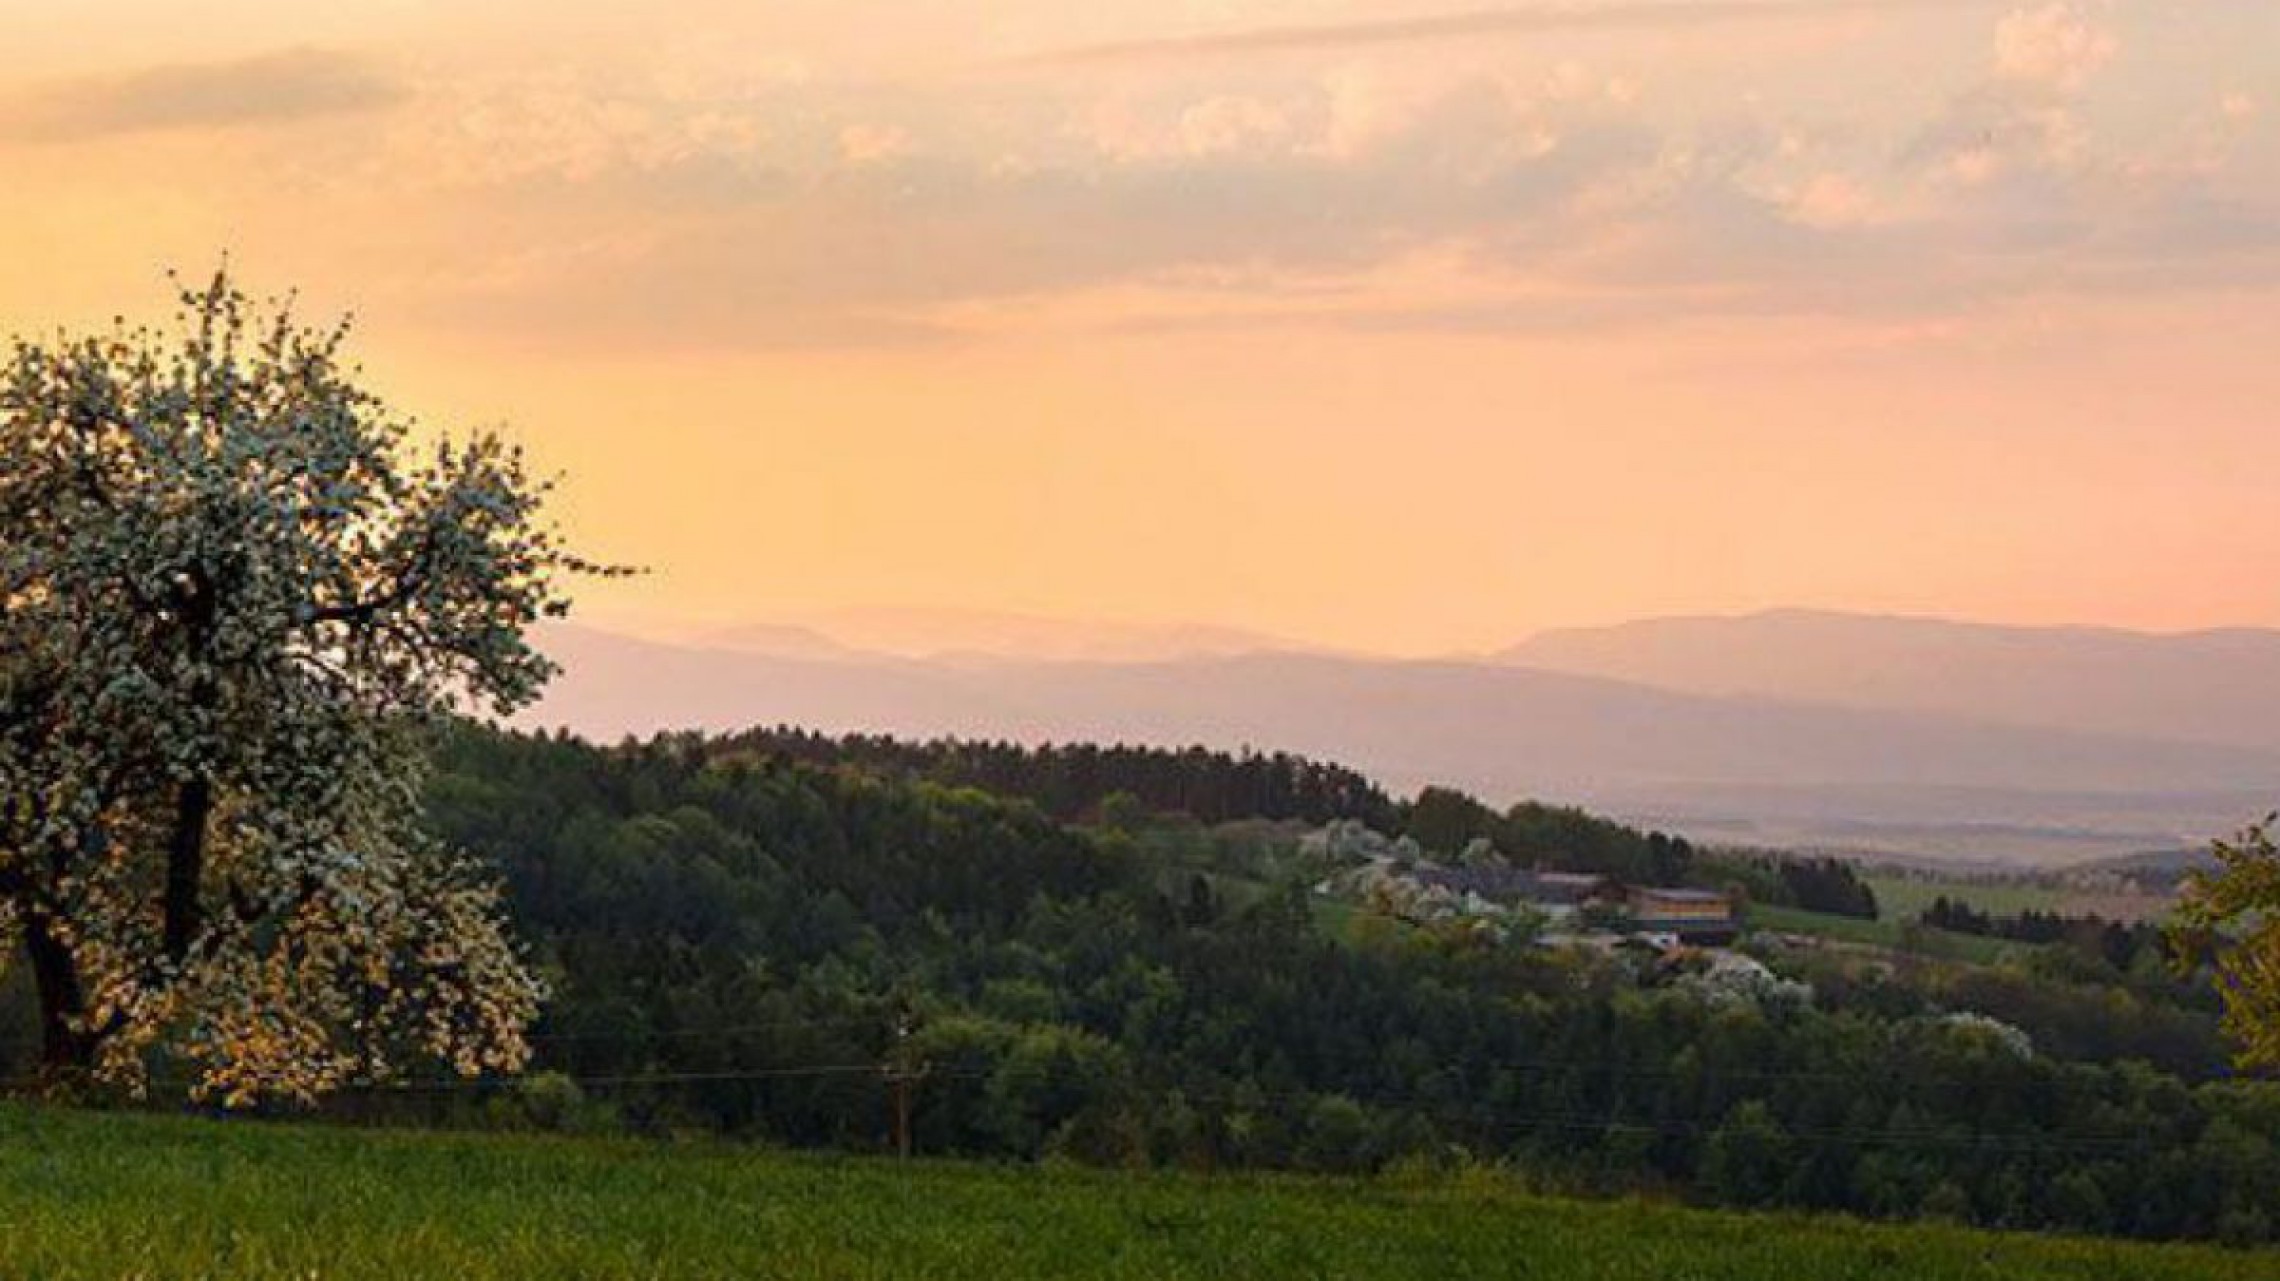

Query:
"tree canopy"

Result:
[[2177, 821, 2280, 1072], [0, 272, 605, 1103], [340, 724, 2275, 1244]]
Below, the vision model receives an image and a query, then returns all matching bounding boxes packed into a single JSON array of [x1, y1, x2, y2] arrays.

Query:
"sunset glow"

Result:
[[6, 0, 2276, 653]]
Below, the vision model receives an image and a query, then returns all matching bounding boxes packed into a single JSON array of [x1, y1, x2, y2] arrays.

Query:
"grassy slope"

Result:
[[0, 1105, 2266, 1280], [1745, 903, 2018, 965], [1865, 874, 2065, 922]]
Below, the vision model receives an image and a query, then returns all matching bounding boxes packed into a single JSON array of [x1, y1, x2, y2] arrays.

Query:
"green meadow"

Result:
[[1744, 902, 2021, 964], [1863, 873, 2069, 923], [0, 1104, 2265, 1281]]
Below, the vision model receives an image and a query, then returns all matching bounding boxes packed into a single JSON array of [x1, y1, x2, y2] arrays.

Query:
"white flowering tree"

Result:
[[0, 272, 609, 1104], [2177, 821, 2280, 1072]]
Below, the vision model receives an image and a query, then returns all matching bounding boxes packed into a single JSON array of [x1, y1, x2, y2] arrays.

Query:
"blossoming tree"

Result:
[[0, 272, 610, 1104], [2178, 821, 2280, 1073]]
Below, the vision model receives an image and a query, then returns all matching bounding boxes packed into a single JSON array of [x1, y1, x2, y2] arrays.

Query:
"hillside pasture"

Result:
[[0, 1105, 2267, 1281]]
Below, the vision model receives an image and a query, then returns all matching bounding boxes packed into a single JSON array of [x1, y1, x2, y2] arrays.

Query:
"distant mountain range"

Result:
[[523, 611, 2280, 866], [688, 606, 1312, 665], [1502, 609, 2280, 750]]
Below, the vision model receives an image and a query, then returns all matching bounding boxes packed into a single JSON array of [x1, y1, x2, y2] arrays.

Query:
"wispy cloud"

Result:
[[1993, 2, 2117, 92], [1024, 0, 2000, 67], [0, 47, 403, 142], [1904, 3, 2117, 185]]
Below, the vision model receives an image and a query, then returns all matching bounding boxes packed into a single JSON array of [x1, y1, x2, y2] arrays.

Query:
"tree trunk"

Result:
[[22, 910, 96, 1076], [162, 775, 214, 963]]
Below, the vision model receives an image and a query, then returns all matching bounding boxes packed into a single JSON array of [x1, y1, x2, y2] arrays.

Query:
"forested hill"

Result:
[[398, 723, 2280, 1246], [507, 726, 1703, 884], [693, 726, 1401, 828]]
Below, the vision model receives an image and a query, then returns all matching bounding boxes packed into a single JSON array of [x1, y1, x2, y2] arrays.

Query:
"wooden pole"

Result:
[[884, 1011, 926, 1159]]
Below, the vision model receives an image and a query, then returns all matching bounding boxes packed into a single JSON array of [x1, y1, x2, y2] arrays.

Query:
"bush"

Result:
[[484, 1072, 621, 1135]]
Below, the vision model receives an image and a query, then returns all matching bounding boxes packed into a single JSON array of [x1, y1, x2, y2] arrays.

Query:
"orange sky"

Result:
[[4, 1, 2277, 655]]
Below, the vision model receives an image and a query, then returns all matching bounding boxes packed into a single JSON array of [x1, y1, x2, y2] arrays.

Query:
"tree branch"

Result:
[[303, 526, 438, 628]]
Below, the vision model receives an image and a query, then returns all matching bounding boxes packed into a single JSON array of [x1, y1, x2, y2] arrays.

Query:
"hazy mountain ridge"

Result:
[[1502, 609, 2280, 750], [526, 621, 2280, 865], [694, 606, 1316, 664]]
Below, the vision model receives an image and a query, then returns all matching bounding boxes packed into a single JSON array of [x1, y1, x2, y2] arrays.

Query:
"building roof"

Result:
[[1630, 886, 1729, 905], [1537, 872, 1608, 890], [1409, 865, 1608, 906]]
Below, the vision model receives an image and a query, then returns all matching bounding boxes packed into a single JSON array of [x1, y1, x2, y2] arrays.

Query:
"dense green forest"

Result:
[[443, 728, 2272, 1243], [2, 724, 2271, 1245]]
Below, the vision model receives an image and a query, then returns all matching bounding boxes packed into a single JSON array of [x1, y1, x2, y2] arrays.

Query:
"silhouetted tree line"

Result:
[[703, 726, 1400, 829], [1401, 786, 1698, 884], [654, 731, 1696, 886], [1922, 898, 2170, 972], [1775, 857, 1881, 918], [1660, 851, 1881, 918]]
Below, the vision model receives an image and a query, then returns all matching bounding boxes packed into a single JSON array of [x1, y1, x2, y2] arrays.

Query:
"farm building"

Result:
[[1408, 866, 1612, 921], [1626, 886, 1738, 944]]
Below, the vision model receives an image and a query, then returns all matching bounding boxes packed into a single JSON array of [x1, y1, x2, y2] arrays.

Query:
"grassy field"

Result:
[[1865, 873, 2065, 922], [1746, 903, 2019, 964], [0, 1104, 2268, 1280]]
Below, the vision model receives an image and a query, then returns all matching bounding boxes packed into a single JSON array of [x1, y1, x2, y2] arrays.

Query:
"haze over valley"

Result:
[[531, 608, 2280, 865]]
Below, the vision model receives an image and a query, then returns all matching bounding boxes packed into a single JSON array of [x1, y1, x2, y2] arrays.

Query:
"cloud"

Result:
[[139, 12, 2265, 354], [1908, 85, 2092, 184], [0, 47, 405, 142], [1081, 94, 1299, 163], [1781, 172, 1884, 228], [370, 69, 1658, 352], [359, 45, 2280, 355], [383, 73, 780, 189], [1904, 4, 2116, 185], [838, 123, 912, 166], [1024, 0, 1999, 66], [1992, 3, 2118, 92], [1175, 97, 1295, 159]]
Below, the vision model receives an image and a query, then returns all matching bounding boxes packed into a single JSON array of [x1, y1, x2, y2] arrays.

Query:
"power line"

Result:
[[272, 1060, 2185, 1162], [528, 1012, 889, 1046]]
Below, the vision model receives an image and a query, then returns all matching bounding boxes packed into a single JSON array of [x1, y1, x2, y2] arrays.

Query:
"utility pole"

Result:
[[883, 1011, 928, 1160]]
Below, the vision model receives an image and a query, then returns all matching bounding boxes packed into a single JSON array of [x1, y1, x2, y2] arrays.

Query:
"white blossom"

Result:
[[0, 270, 616, 1104]]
